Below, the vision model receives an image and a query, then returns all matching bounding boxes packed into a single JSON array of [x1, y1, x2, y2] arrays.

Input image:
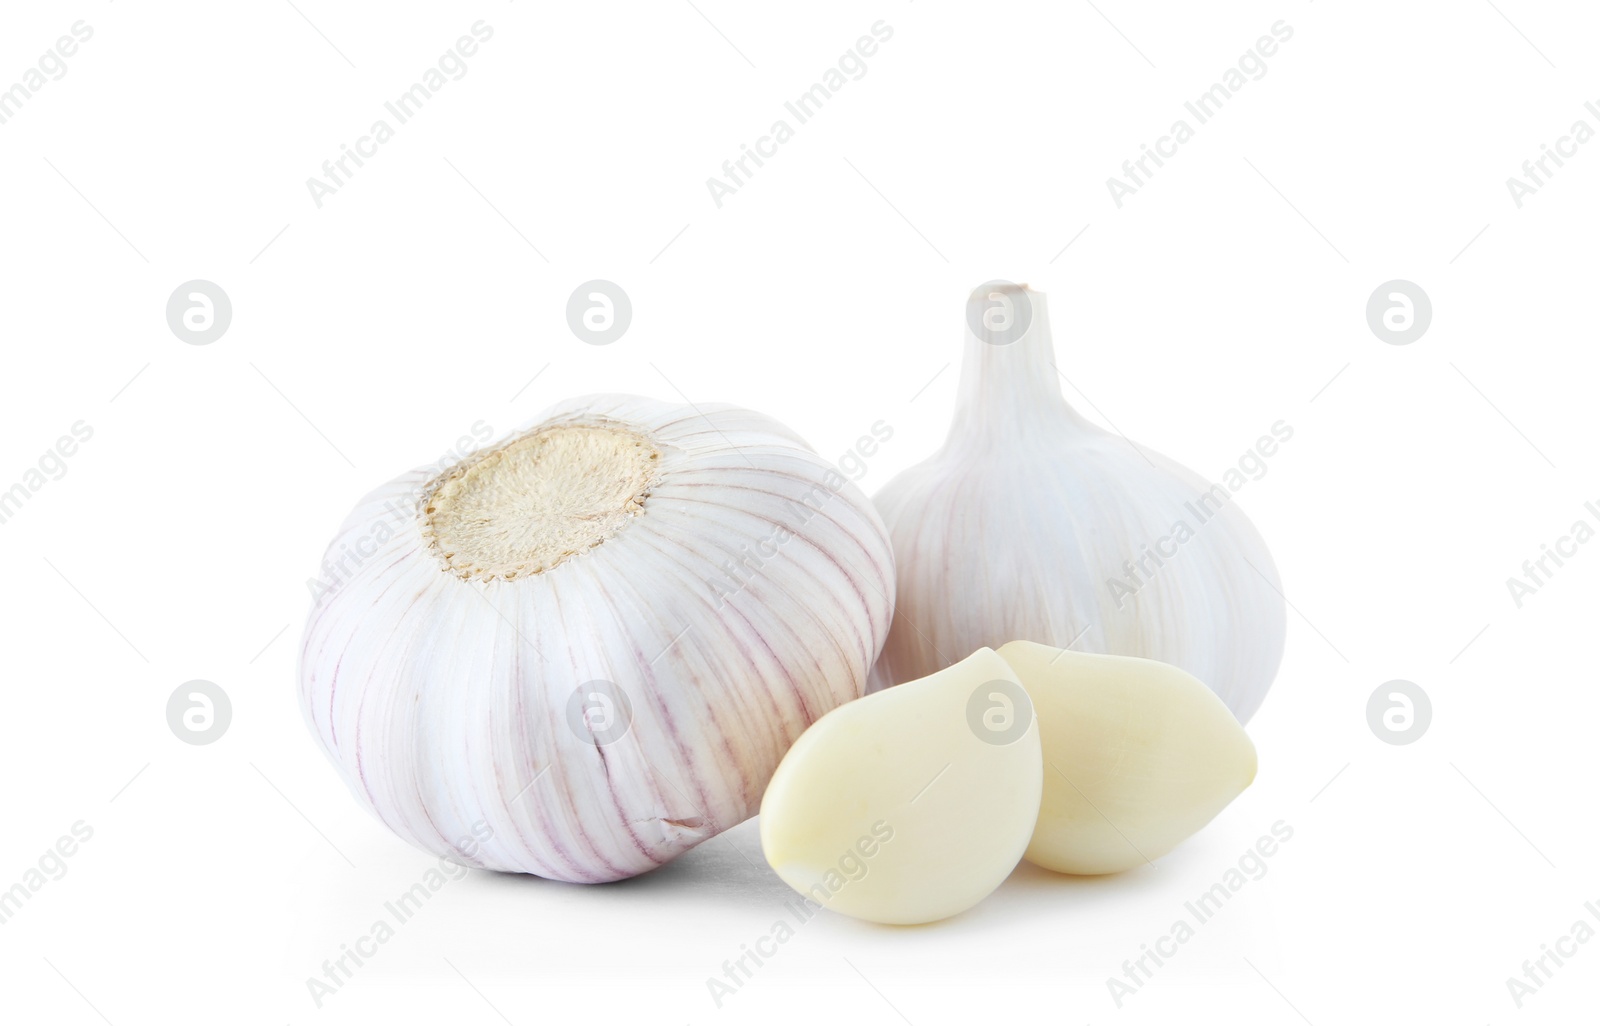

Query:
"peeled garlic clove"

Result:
[[759, 647, 1042, 924], [872, 284, 1286, 722], [997, 640, 1256, 875], [298, 394, 895, 883]]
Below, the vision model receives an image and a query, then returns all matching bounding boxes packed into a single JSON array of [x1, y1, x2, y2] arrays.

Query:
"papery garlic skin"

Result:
[[871, 286, 1286, 723], [760, 648, 1042, 925], [998, 640, 1256, 875], [299, 394, 895, 883]]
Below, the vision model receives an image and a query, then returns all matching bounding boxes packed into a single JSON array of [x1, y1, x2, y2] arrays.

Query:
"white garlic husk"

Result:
[[871, 285, 1285, 723], [299, 394, 895, 883]]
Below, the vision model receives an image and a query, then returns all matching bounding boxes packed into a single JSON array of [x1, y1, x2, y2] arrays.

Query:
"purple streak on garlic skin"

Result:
[[299, 394, 894, 883]]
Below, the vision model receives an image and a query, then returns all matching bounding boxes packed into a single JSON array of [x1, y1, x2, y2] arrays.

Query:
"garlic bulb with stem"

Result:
[[299, 394, 895, 883], [871, 284, 1286, 722]]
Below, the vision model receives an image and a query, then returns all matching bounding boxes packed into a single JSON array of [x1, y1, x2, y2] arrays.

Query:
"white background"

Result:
[[1, 1, 1596, 1023]]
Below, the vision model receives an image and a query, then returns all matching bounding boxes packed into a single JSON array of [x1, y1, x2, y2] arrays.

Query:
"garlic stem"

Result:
[[948, 284, 1087, 448]]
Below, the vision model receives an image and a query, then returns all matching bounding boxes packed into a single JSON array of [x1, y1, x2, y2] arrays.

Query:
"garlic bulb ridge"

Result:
[[871, 285, 1286, 722], [299, 394, 895, 882]]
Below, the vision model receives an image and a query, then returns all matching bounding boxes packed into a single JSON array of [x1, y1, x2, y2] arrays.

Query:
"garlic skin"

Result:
[[299, 394, 895, 883], [871, 286, 1286, 723]]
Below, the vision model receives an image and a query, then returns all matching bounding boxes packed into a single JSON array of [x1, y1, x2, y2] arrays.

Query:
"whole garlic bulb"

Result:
[[872, 285, 1285, 723], [299, 394, 895, 882]]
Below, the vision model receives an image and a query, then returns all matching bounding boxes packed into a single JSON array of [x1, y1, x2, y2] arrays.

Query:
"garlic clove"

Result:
[[759, 647, 1042, 924], [872, 284, 1286, 723], [997, 639, 1256, 875], [299, 394, 895, 883]]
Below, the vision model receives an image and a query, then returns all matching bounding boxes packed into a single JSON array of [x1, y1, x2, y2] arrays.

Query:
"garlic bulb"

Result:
[[872, 285, 1285, 722], [299, 394, 895, 883]]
